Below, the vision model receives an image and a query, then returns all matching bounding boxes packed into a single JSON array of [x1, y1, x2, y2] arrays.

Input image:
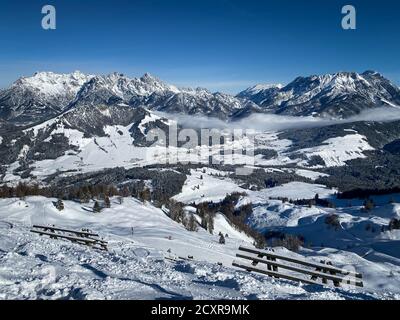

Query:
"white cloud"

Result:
[[157, 107, 400, 132]]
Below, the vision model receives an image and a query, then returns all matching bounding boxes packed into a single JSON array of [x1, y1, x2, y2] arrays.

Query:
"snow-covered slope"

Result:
[[297, 134, 375, 168], [173, 168, 243, 204], [0, 196, 396, 300], [239, 84, 284, 96], [237, 84, 283, 105], [245, 191, 400, 295], [0, 105, 178, 183]]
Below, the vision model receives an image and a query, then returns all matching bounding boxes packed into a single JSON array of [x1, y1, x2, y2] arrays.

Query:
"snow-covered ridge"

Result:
[[298, 134, 375, 168], [14, 71, 93, 98], [238, 71, 400, 118], [240, 83, 284, 95], [74, 72, 180, 102], [0, 71, 95, 124]]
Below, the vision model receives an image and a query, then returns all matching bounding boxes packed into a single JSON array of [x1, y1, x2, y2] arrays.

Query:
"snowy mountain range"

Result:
[[238, 71, 400, 118], [0, 71, 257, 125], [1, 70, 400, 126]]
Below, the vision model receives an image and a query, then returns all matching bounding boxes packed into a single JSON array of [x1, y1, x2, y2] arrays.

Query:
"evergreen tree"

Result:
[[206, 213, 214, 234], [93, 201, 102, 213], [364, 199, 375, 211], [389, 218, 400, 230], [254, 233, 266, 249], [121, 186, 130, 197], [104, 196, 111, 208], [201, 217, 208, 230], [169, 200, 184, 223], [185, 215, 198, 232], [139, 188, 151, 202], [55, 199, 64, 211]]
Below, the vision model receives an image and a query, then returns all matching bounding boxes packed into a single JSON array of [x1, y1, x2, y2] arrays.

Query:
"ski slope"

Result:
[[0, 196, 396, 300]]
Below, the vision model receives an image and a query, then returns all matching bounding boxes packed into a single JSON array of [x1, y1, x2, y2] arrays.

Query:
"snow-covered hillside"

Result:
[[297, 134, 375, 168], [0, 196, 397, 300], [1, 108, 380, 186]]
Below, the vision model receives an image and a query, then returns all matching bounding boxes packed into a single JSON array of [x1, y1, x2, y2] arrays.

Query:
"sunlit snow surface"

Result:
[[0, 196, 400, 300]]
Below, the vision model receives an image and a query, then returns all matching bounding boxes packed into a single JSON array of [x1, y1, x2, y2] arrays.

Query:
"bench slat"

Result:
[[31, 229, 98, 243], [239, 246, 362, 278], [32, 225, 99, 237], [233, 261, 323, 286]]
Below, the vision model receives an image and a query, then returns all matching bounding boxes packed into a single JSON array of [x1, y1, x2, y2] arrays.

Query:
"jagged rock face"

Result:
[[73, 74, 257, 120], [140, 89, 257, 119], [236, 84, 283, 106], [70, 73, 180, 109], [238, 71, 400, 118], [0, 71, 93, 125]]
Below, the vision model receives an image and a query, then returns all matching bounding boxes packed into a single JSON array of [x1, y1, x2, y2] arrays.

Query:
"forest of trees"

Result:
[[271, 234, 305, 252], [190, 192, 266, 249], [0, 181, 172, 205], [337, 187, 400, 200], [0, 182, 120, 201], [269, 194, 336, 209]]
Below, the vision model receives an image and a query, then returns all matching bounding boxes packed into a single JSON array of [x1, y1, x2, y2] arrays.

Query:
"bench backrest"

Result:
[[239, 246, 362, 278], [32, 225, 100, 237], [234, 246, 363, 288]]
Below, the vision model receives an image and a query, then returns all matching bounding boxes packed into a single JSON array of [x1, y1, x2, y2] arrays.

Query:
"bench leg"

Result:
[[272, 257, 278, 272], [322, 269, 328, 284], [311, 267, 321, 281], [330, 271, 340, 287], [252, 254, 264, 267]]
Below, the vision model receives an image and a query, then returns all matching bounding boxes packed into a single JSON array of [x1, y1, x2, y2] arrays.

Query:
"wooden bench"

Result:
[[30, 225, 108, 251], [233, 246, 363, 288]]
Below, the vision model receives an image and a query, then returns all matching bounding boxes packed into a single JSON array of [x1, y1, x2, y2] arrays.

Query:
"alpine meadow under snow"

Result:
[[1, 70, 400, 300]]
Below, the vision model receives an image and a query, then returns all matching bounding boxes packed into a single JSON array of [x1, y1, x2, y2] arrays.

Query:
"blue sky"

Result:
[[0, 0, 399, 93]]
